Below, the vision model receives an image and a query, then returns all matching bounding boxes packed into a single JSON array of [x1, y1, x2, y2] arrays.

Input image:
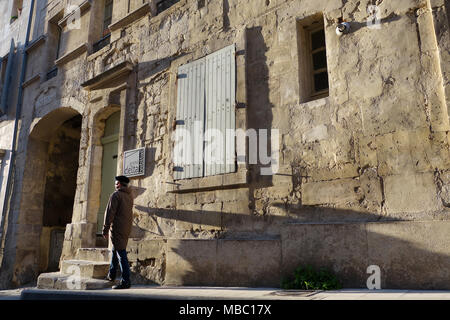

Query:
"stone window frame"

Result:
[[297, 13, 330, 103], [167, 40, 248, 193], [44, 14, 63, 82], [10, 0, 23, 24]]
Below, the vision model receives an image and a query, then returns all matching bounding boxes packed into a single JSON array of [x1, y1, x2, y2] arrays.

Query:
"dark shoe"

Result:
[[112, 282, 130, 290]]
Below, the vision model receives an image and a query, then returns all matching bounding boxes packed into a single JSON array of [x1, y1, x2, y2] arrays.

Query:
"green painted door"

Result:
[[97, 112, 120, 234]]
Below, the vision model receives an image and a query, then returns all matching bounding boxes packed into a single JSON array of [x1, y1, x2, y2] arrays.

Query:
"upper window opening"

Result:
[[103, 0, 113, 36], [10, 0, 23, 24], [297, 14, 329, 103], [309, 27, 328, 94], [156, 0, 180, 15], [0, 57, 8, 96]]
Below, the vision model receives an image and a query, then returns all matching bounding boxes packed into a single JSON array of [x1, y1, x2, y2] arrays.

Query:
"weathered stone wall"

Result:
[[1, 0, 449, 289]]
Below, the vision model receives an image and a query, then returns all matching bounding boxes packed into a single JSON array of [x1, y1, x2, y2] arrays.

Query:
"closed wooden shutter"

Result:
[[174, 57, 205, 179], [174, 44, 236, 180], [205, 44, 236, 176]]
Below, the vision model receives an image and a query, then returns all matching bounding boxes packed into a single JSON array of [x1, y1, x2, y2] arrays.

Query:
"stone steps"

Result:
[[61, 260, 110, 279], [76, 248, 111, 262], [37, 272, 113, 290], [36, 247, 113, 290]]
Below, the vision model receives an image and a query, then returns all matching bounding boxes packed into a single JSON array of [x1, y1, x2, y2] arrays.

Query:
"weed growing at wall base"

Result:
[[281, 265, 342, 290]]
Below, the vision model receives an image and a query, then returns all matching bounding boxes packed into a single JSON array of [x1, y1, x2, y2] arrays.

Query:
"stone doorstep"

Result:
[[61, 260, 110, 279], [76, 248, 111, 262], [37, 272, 113, 290]]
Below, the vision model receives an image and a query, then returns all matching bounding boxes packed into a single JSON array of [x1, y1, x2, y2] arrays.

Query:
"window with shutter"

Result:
[[0, 40, 15, 115], [174, 44, 236, 180]]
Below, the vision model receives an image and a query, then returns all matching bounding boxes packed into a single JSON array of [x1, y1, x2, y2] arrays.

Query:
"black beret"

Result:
[[115, 175, 130, 184]]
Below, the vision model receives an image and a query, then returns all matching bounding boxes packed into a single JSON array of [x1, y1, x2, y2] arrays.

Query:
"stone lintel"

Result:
[[81, 61, 134, 91], [109, 3, 151, 32], [55, 43, 88, 66]]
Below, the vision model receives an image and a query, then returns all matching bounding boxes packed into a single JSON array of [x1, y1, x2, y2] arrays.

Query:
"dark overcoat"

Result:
[[102, 186, 134, 250]]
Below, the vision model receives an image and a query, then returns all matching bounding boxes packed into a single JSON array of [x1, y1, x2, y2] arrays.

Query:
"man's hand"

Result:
[[102, 225, 110, 239]]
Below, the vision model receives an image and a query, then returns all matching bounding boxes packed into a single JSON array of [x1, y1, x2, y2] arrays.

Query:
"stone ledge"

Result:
[[109, 3, 151, 32], [61, 260, 110, 279], [81, 60, 134, 90], [168, 170, 248, 193], [55, 43, 88, 66], [22, 74, 40, 88], [37, 272, 112, 290], [25, 35, 46, 53]]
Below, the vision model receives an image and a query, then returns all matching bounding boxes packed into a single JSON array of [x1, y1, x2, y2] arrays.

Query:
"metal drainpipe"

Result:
[[0, 0, 35, 272]]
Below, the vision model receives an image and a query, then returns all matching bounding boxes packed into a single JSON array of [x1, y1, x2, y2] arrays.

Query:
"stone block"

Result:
[[366, 221, 450, 289], [76, 248, 111, 262], [222, 200, 252, 232], [138, 239, 166, 260], [307, 163, 360, 182], [384, 172, 441, 215], [302, 178, 361, 207], [359, 168, 383, 214], [197, 191, 215, 204], [61, 260, 110, 279], [200, 202, 222, 230], [176, 192, 196, 205], [438, 170, 450, 205], [215, 188, 249, 202], [216, 239, 281, 287], [375, 129, 450, 176], [165, 239, 217, 286], [282, 223, 370, 287]]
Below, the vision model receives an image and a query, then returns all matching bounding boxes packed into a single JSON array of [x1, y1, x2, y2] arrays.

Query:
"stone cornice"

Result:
[[167, 170, 248, 193], [81, 61, 134, 91], [25, 35, 46, 53], [109, 3, 151, 32], [55, 43, 88, 66], [22, 74, 41, 88]]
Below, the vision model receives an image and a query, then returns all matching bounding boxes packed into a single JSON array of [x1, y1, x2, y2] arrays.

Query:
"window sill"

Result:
[[109, 3, 151, 32], [55, 43, 88, 66], [299, 96, 329, 108], [167, 169, 248, 193], [25, 35, 46, 53], [22, 74, 40, 88], [81, 60, 134, 91]]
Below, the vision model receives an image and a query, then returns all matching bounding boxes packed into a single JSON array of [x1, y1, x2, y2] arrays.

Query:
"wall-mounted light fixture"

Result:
[[336, 22, 351, 37]]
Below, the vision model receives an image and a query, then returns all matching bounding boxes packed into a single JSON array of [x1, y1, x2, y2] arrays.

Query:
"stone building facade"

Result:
[[0, 0, 449, 289]]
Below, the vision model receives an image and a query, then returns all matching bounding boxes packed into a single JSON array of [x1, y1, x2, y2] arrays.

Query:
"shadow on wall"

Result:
[[134, 203, 450, 289], [245, 26, 276, 211]]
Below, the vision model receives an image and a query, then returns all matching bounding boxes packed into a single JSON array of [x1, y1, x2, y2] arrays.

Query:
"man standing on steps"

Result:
[[102, 175, 134, 289]]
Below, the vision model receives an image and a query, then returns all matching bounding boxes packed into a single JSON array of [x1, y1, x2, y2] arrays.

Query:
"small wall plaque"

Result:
[[123, 147, 145, 177]]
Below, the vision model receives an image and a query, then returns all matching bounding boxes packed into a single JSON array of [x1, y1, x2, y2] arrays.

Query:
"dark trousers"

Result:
[[108, 248, 131, 285]]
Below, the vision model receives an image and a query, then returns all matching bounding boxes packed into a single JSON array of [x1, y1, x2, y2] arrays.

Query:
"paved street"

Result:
[[1, 286, 450, 300]]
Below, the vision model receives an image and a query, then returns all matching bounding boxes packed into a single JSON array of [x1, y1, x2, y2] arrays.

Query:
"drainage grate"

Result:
[[270, 290, 322, 297]]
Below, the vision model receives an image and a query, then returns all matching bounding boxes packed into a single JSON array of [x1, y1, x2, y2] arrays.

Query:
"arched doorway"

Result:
[[41, 114, 82, 271], [14, 107, 82, 284]]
